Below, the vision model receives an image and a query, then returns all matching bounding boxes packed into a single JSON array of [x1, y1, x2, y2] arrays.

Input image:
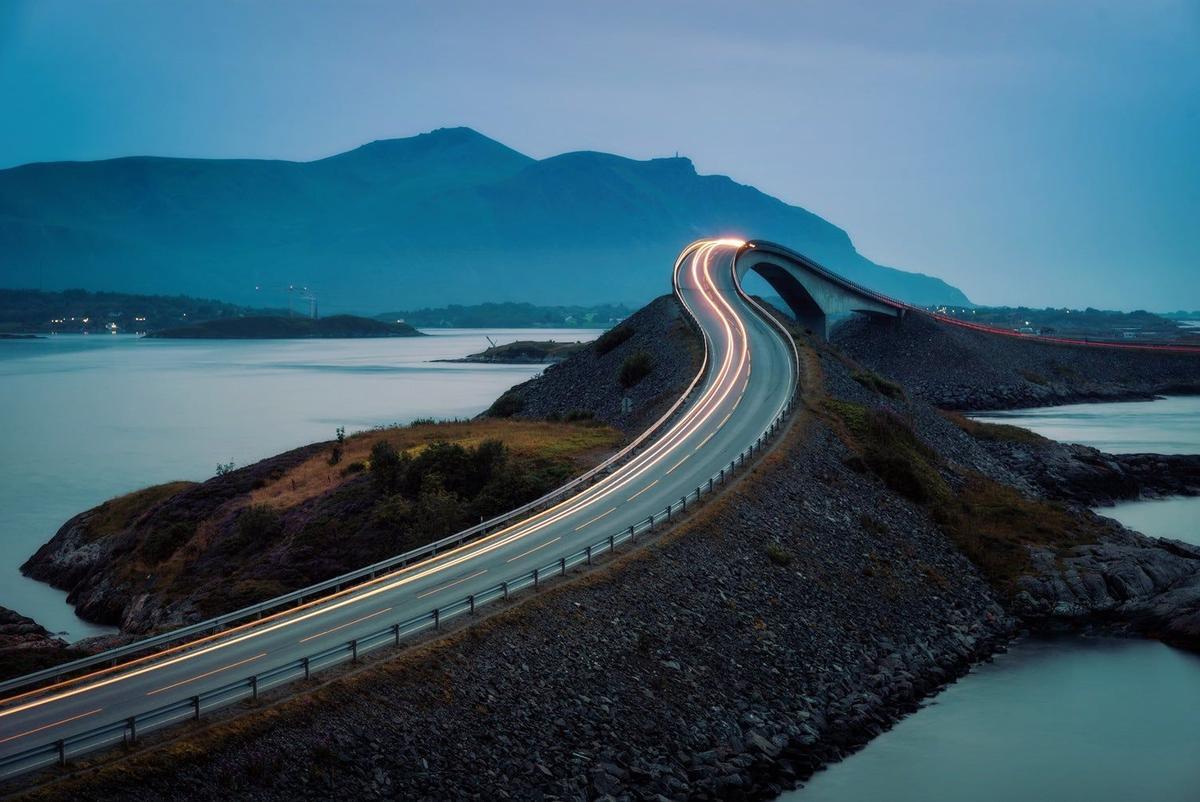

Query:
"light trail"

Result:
[[0, 239, 772, 751], [146, 653, 268, 696], [298, 609, 393, 644]]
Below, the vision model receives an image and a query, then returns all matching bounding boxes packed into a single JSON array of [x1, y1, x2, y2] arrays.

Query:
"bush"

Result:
[[231, 505, 282, 552], [341, 460, 366, 476], [619, 351, 653, 388], [765, 541, 793, 566], [141, 521, 193, 564], [369, 440, 405, 495], [594, 323, 635, 355]]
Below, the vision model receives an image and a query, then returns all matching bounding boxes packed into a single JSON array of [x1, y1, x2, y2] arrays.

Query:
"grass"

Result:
[[941, 411, 1048, 446], [84, 482, 195, 542], [851, 370, 905, 400], [824, 396, 1090, 593], [249, 419, 622, 511]]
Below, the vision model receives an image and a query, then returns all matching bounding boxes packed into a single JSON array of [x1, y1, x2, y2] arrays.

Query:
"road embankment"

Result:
[[13, 299, 1200, 800], [833, 311, 1200, 410]]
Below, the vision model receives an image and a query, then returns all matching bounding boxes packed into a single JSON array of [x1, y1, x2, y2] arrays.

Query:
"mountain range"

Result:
[[0, 127, 969, 311]]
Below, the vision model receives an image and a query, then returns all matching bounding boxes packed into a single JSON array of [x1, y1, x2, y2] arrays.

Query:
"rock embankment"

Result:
[[833, 312, 1200, 410], [486, 295, 702, 433], [30, 352, 1016, 801]]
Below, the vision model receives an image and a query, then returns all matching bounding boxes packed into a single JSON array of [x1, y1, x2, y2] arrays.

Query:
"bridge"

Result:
[[735, 239, 905, 339]]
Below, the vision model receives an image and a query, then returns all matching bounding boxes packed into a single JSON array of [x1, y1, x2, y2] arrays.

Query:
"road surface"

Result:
[[0, 239, 799, 776]]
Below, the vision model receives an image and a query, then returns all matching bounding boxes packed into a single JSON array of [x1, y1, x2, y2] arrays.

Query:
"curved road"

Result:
[[0, 239, 799, 776]]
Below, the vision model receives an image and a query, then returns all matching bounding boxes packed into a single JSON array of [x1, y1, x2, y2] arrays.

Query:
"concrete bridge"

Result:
[[734, 240, 906, 339]]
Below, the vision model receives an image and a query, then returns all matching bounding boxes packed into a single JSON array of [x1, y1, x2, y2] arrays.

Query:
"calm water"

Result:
[[0, 330, 597, 638], [974, 396, 1200, 545], [792, 638, 1200, 802], [791, 397, 1200, 801]]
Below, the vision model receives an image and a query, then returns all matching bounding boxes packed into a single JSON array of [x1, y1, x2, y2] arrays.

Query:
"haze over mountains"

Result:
[[0, 127, 968, 311]]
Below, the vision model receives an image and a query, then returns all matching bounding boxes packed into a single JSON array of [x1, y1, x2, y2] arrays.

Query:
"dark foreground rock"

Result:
[[833, 311, 1200, 410]]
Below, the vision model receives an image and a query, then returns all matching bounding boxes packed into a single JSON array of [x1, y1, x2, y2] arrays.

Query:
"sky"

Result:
[[0, 0, 1197, 311]]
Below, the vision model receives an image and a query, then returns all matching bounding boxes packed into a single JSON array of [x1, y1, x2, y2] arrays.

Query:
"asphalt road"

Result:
[[0, 239, 798, 772]]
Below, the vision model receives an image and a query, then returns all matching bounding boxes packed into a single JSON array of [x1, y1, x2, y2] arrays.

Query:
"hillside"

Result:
[[0, 288, 285, 334], [146, 314, 421, 339], [0, 128, 968, 310]]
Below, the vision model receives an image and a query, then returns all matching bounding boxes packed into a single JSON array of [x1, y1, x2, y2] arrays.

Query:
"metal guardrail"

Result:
[[0, 321, 712, 701], [0, 240, 803, 780], [0, 388, 797, 782]]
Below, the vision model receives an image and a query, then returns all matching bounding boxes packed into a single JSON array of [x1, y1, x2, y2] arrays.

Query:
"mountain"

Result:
[[0, 127, 969, 310]]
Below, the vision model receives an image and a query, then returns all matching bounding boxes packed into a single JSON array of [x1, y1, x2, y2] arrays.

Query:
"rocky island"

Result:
[[9, 296, 1200, 800]]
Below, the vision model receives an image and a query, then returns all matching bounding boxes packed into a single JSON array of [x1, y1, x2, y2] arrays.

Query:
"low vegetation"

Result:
[[594, 323, 636, 356], [68, 419, 623, 621], [619, 351, 653, 388], [941, 411, 1048, 446], [851, 370, 905, 400], [824, 398, 1092, 590]]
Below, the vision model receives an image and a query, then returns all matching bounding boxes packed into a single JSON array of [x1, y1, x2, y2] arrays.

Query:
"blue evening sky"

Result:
[[1, 1, 1196, 310]]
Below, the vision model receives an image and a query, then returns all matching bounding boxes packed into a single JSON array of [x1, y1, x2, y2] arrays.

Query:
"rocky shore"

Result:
[[833, 312, 1200, 410]]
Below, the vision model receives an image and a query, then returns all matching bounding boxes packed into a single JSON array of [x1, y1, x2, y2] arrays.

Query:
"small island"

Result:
[[439, 339, 591, 364], [147, 314, 423, 339]]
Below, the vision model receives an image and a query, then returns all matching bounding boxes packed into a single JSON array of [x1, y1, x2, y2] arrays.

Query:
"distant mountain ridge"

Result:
[[0, 127, 969, 310]]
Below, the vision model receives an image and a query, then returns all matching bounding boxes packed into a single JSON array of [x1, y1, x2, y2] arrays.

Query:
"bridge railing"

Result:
[[0, 391, 797, 782]]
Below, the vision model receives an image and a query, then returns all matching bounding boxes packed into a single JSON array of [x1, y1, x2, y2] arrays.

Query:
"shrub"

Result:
[[369, 440, 405, 495], [341, 460, 366, 476], [594, 323, 635, 355], [236, 504, 282, 546], [619, 351, 653, 388], [141, 521, 193, 564], [765, 541, 793, 567]]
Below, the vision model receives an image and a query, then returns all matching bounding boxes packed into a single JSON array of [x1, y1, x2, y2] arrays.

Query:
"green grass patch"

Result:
[[852, 370, 906, 400], [942, 411, 1048, 446]]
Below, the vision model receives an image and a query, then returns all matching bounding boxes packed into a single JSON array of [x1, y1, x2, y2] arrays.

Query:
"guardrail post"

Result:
[[56, 739, 65, 767], [192, 695, 201, 720], [303, 655, 311, 679], [127, 716, 137, 745], [250, 675, 258, 702], [681, 494, 687, 511], [609, 534, 616, 552], [393, 624, 401, 646], [433, 609, 440, 630], [719, 468, 725, 484], [469, 594, 476, 614], [559, 557, 566, 577], [533, 567, 540, 589], [666, 504, 672, 521], [351, 639, 358, 663], [502, 581, 509, 600], [586, 545, 593, 565], [708, 477, 713, 492]]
